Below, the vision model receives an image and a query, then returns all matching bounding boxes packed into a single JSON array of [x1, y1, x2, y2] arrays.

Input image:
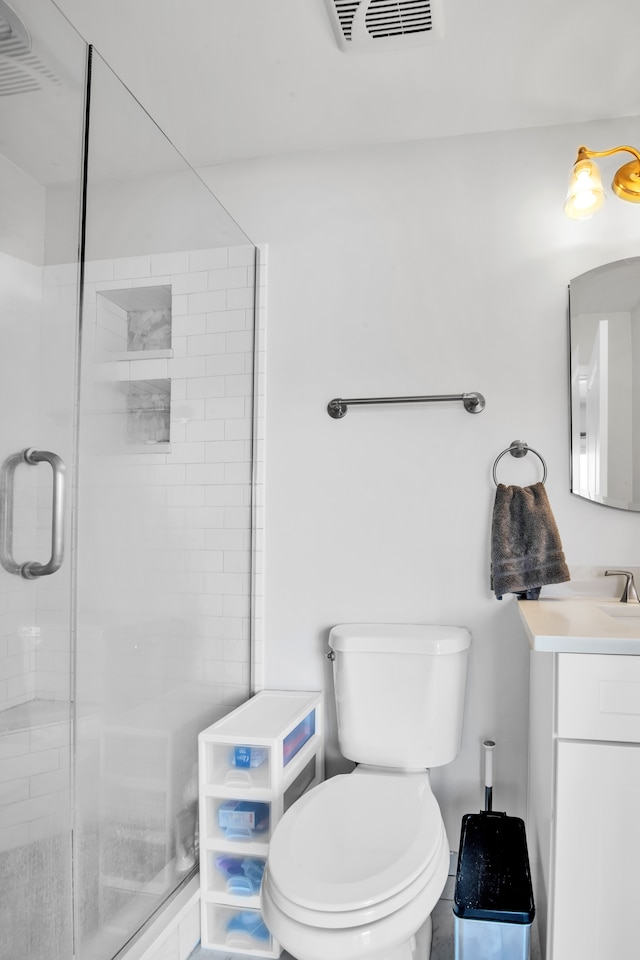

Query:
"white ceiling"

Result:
[[40, 0, 640, 169]]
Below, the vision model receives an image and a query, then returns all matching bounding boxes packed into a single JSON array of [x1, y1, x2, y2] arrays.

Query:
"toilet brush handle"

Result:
[[483, 739, 496, 812]]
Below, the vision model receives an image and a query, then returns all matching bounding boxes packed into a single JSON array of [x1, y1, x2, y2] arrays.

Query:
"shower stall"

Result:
[[0, 1, 256, 958]]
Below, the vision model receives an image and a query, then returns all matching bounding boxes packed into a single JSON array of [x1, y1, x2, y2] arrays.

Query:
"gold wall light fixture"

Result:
[[564, 144, 640, 219]]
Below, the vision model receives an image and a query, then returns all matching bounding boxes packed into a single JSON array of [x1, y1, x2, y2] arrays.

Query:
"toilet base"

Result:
[[336, 915, 432, 960], [414, 915, 433, 959]]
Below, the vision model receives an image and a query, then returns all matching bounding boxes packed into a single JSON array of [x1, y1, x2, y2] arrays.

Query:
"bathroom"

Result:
[[2, 0, 640, 959]]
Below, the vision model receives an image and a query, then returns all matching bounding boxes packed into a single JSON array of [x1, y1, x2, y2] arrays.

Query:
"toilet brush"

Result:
[[483, 738, 496, 812]]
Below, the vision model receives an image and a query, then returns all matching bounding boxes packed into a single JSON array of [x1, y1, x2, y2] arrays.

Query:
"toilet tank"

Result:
[[328, 623, 471, 769]]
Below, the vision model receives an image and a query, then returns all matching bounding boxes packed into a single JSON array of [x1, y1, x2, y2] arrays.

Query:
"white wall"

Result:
[[201, 114, 640, 843]]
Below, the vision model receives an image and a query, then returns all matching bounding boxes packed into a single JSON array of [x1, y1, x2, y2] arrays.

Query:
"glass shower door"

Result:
[[74, 49, 256, 960], [0, 1, 87, 958], [0, 4, 256, 959]]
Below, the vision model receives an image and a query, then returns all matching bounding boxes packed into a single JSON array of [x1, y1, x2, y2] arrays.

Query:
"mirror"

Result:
[[569, 257, 640, 511]]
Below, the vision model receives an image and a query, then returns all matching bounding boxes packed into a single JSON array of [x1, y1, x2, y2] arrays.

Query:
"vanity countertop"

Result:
[[517, 596, 640, 654]]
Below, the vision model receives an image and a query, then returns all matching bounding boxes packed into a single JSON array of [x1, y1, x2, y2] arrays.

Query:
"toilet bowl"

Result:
[[262, 767, 450, 960]]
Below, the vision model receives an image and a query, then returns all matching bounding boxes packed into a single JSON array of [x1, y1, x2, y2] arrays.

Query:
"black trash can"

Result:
[[453, 810, 535, 960]]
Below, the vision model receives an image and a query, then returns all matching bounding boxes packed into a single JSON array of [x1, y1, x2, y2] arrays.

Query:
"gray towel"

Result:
[[491, 482, 570, 600]]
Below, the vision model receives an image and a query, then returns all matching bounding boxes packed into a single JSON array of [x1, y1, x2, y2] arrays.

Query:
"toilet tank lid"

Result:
[[328, 623, 471, 655]]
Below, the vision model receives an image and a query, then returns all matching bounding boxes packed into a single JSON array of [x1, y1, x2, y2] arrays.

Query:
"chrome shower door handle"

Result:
[[22, 449, 65, 579], [0, 448, 66, 579]]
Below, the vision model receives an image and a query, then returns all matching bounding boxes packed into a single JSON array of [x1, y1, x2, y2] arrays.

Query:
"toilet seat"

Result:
[[266, 770, 447, 928]]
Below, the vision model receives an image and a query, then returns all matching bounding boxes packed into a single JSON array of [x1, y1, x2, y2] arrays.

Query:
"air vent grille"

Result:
[[0, 9, 62, 97], [328, 0, 438, 49], [365, 0, 433, 38], [334, 1, 360, 41]]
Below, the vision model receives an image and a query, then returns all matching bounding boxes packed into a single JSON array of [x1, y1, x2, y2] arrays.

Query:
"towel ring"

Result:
[[492, 440, 547, 486]]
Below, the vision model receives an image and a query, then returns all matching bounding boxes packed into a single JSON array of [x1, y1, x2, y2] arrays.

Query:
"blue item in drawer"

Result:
[[215, 855, 265, 895], [283, 710, 315, 765], [226, 910, 270, 941], [216, 855, 245, 878], [233, 745, 268, 769], [242, 857, 265, 887], [218, 800, 269, 837]]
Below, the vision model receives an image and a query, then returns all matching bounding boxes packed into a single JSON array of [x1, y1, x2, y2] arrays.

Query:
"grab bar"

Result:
[[327, 391, 486, 418], [0, 448, 65, 579]]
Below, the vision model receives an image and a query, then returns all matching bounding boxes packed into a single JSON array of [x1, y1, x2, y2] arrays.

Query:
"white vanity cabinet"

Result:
[[528, 651, 640, 959], [198, 690, 323, 957]]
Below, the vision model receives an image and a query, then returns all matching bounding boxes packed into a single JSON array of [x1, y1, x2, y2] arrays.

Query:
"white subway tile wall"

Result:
[[76, 243, 257, 713]]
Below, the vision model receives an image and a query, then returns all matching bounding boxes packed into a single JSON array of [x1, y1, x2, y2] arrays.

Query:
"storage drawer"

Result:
[[206, 796, 271, 843], [200, 741, 272, 790], [203, 851, 265, 897], [557, 653, 640, 742], [201, 903, 276, 956]]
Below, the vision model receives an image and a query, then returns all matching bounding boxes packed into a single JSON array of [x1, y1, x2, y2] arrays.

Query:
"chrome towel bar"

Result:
[[327, 391, 486, 419]]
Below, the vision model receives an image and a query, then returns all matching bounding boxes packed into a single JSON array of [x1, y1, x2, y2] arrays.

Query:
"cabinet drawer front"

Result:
[[557, 653, 640, 742], [552, 740, 640, 957]]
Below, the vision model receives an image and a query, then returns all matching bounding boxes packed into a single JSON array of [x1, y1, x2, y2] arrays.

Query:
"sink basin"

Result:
[[517, 597, 640, 654], [600, 605, 640, 619]]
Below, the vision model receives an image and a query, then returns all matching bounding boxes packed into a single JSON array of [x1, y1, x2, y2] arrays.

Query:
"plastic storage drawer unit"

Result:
[[453, 811, 535, 960], [198, 690, 324, 958]]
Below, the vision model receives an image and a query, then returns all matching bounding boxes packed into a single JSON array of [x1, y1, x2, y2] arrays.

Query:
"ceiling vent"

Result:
[[324, 0, 443, 52], [0, 0, 62, 97]]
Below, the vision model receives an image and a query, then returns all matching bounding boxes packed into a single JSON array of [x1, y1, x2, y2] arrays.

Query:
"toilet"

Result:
[[262, 622, 471, 960]]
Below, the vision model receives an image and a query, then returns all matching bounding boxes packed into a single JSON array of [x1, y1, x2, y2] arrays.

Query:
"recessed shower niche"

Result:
[[96, 284, 172, 448], [120, 378, 171, 445], [96, 284, 172, 355]]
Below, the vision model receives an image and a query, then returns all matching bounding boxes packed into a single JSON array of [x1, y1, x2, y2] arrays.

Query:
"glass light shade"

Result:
[[564, 158, 606, 219]]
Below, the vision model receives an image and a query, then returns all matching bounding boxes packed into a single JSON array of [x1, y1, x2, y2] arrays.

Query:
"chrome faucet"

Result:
[[605, 569, 640, 603]]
